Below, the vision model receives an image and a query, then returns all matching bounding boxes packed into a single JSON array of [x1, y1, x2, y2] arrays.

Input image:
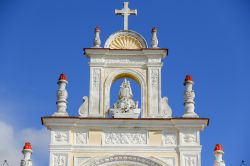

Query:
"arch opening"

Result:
[[109, 77, 141, 118], [104, 69, 147, 118]]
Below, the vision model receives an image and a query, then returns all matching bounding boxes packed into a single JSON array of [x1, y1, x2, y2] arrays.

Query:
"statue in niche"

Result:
[[110, 78, 140, 118]]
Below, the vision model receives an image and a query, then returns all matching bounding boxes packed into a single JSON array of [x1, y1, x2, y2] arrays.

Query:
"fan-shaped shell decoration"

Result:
[[109, 35, 143, 49]]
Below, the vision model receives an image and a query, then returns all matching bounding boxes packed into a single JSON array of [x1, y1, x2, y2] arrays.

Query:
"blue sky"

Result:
[[0, 0, 250, 165]]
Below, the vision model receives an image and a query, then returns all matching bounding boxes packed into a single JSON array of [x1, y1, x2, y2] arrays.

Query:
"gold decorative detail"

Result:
[[109, 35, 143, 49]]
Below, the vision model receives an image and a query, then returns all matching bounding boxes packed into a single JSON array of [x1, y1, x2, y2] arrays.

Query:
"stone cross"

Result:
[[115, 2, 137, 30]]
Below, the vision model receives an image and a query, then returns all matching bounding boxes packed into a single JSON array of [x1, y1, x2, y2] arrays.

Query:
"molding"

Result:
[[83, 155, 168, 166], [42, 117, 209, 130]]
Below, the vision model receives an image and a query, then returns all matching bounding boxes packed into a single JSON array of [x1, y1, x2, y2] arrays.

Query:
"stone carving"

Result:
[[183, 75, 199, 117], [151, 70, 159, 87], [104, 130, 147, 145], [90, 155, 163, 166], [151, 27, 159, 48], [109, 35, 143, 49], [53, 73, 69, 116], [184, 156, 197, 166], [160, 97, 172, 118], [54, 154, 66, 166], [183, 133, 197, 144], [109, 78, 140, 118], [54, 131, 68, 144], [75, 132, 88, 144], [78, 96, 88, 117], [164, 132, 177, 145], [93, 27, 101, 48], [93, 69, 100, 87], [104, 30, 148, 49], [115, 2, 137, 30]]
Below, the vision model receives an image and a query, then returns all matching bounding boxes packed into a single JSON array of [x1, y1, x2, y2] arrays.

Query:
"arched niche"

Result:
[[104, 69, 147, 118]]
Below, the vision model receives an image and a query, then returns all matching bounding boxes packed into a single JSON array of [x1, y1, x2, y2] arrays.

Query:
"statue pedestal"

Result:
[[110, 109, 141, 118]]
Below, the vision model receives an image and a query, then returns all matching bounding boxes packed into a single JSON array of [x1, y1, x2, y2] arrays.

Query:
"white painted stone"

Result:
[[20, 145, 32, 166], [53, 77, 69, 117], [85, 49, 168, 118], [115, 2, 137, 30], [78, 96, 89, 117], [109, 78, 141, 118], [103, 129, 147, 145], [183, 79, 199, 118], [51, 154, 67, 166]]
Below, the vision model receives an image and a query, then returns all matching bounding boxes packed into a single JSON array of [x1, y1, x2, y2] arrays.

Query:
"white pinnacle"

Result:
[[20, 142, 32, 166], [213, 144, 226, 166], [93, 27, 101, 48], [53, 73, 69, 116], [182, 75, 199, 118], [115, 2, 137, 30], [151, 27, 159, 48]]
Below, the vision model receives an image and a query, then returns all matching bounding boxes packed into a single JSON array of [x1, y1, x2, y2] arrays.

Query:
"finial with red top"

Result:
[[213, 144, 226, 166], [58, 73, 67, 81], [95, 26, 100, 32], [93, 26, 101, 48], [23, 142, 32, 151], [58, 73, 68, 84], [152, 27, 157, 32], [184, 74, 194, 85], [183, 74, 199, 118], [21, 142, 33, 166], [151, 27, 158, 48], [214, 144, 224, 153], [53, 73, 69, 116]]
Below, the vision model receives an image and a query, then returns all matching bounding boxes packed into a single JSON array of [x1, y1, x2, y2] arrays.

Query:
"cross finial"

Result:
[[115, 2, 137, 30]]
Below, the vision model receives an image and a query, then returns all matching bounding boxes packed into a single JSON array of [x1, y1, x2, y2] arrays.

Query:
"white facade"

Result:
[[41, 2, 213, 166]]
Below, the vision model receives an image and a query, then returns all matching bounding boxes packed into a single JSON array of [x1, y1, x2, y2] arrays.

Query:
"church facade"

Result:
[[20, 2, 226, 166]]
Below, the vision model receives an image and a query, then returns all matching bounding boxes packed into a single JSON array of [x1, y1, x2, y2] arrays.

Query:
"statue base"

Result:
[[110, 109, 141, 118]]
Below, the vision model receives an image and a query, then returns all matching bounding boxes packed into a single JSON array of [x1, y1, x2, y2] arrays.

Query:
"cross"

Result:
[[115, 2, 137, 30]]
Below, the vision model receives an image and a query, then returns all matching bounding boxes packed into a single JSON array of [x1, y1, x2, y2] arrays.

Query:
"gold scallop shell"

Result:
[[109, 35, 143, 49]]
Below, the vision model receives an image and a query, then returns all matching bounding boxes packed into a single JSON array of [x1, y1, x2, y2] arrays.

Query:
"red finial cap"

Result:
[[95, 26, 100, 31], [58, 73, 67, 81], [185, 74, 193, 82], [23, 142, 32, 150], [214, 144, 224, 152], [152, 27, 157, 32]]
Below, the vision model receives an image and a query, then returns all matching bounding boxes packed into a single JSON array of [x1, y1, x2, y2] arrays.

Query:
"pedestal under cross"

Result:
[[115, 2, 137, 30]]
